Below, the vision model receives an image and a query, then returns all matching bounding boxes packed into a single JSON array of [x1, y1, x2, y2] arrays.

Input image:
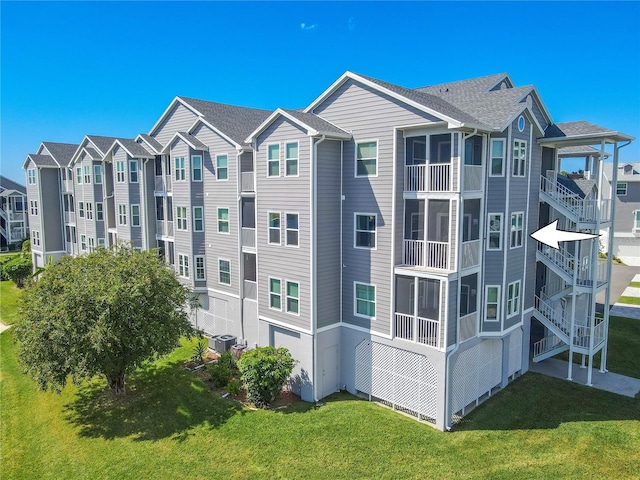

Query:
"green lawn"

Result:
[[2, 331, 639, 480], [630, 282, 640, 288], [618, 296, 640, 306], [0, 280, 22, 325]]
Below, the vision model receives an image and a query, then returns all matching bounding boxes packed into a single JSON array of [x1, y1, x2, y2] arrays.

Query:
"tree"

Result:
[[237, 346, 296, 408], [3, 254, 32, 288], [14, 245, 194, 395]]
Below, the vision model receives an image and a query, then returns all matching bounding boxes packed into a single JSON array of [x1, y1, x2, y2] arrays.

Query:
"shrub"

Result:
[[237, 346, 296, 408], [217, 350, 237, 373], [22, 239, 31, 253], [3, 254, 32, 288], [192, 338, 208, 363], [208, 362, 232, 388], [225, 379, 241, 396]]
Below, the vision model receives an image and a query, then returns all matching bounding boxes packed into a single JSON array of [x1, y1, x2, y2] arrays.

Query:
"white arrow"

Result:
[[530, 220, 599, 250]]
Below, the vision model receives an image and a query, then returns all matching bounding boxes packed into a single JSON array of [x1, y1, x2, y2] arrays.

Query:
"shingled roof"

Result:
[[0, 175, 26, 194], [26, 154, 59, 168], [415, 72, 511, 96], [86, 135, 122, 155], [41, 142, 78, 165]]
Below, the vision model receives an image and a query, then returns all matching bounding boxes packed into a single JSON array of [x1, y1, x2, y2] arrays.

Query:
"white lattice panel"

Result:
[[354, 340, 439, 420], [450, 339, 502, 415], [508, 329, 523, 377], [200, 311, 216, 335]]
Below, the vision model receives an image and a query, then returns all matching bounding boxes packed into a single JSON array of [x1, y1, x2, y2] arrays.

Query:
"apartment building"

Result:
[[0, 175, 28, 250], [24, 72, 633, 430]]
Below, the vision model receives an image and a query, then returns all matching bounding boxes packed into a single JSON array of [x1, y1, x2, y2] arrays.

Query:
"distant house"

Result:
[[0, 175, 28, 250], [603, 162, 640, 265]]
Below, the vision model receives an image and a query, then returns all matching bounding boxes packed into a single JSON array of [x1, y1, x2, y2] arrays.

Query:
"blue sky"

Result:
[[2, 1, 639, 183]]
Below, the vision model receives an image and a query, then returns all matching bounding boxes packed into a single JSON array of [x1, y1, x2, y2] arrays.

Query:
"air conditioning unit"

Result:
[[215, 335, 237, 354], [208, 335, 220, 351]]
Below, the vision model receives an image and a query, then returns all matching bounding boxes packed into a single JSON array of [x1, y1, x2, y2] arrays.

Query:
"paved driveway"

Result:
[[596, 263, 640, 313]]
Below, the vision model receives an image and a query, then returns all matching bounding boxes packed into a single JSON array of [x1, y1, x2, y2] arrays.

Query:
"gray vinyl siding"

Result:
[[393, 130, 405, 266], [112, 147, 132, 244], [191, 122, 240, 295], [524, 133, 542, 310], [25, 160, 43, 252], [40, 168, 64, 252], [316, 139, 342, 329], [255, 117, 311, 332], [614, 182, 640, 232], [143, 160, 157, 245], [312, 78, 441, 336], [447, 279, 458, 346], [152, 103, 199, 146], [529, 97, 549, 130]]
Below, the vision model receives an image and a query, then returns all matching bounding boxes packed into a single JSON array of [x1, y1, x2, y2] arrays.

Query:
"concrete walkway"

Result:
[[0, 322, 11, 334], [610, 273, 640, 319], [530, 358, 640, 398]]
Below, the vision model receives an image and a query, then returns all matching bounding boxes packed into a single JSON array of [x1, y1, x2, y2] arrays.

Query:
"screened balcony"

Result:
[[395, 275, 443, 349], [402, 199, 451, 270]]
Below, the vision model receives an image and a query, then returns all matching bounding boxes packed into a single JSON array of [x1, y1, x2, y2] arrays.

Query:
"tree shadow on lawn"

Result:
[[63, 360, 243, 442], [454, 373, 640, 431]]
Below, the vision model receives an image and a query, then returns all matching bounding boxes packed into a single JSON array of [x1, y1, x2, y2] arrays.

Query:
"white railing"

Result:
[[537, 244, 575, 277], [241, 172, 255, 192], [577, 261, 608, 288], [167, 221, 174, 236], [9, 227, 26, 242], [533, 334, 565, 357], [155, 176, 172, 192], [244, 279, 257, 300], [156, 220, 165, 236], [405, 163, 452, 192], [534, 295, 571, 339], [403, 239, 449, 270], [463, 165, 482, 191], [403, 239, 424, 266], [63, 179, 74, 192], [458, 312, 478, 342], [394, 313, 441, 349], [9, 211, 25, 221], [540, 172, 610, 223], [460, 240, 480, 269], [64, 211, 76, 224], [242, 227, 256, 249]]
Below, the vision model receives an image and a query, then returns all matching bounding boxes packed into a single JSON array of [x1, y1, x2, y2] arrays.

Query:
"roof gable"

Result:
[[245, 108, 351, 143]]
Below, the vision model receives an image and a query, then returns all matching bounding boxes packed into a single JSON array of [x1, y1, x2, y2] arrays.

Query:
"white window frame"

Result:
[[355, 140, 378, 177], [510, 212, 524, 249], [487, 213, 503, 251], [116, 161, 126, 183], [83, 165, 92, 184], [217, 208, 229, 234], [30, 200, 38, 216], [285, 212, 299, 247], [218, 258, 231, 285], [88, 237, 95, 252], [80, 234, 87, 251], [354, 281, 376, 319], [490, 139, 505, 177], [285, 142, 298, 177], [118, 204, 127, 225], [512, 139, 527, 177], [193, 206, 204, 232], [98, 238, 106, 248], [27, 169, 36, 185], [176, 206, 188, 231], [485, 285, 501, 322], [216, 154, 228, 181], [78, 201, 84, 218], [286, 280, 300, 315], [267, 143, 280, 178], [178, 254, 189, 278], [96, 203, 104, 221], [86, 202, 93, 220], [354, 213, 377, 249], [616, 182, 627, 196], [269, 277, 282, 311], [268, 212, 281, 245], [191, 155, 202, 182], [633, 210, 640, 233], [131, 205, 141, 227], [129, 160, 139, 183], [175, 157, 186, 181], [76, 167, 83, 184], [506, 280, 521, 318], [32, 230, 40, 246], [94, 165, 102, 184], [194, 255, 206, 281]]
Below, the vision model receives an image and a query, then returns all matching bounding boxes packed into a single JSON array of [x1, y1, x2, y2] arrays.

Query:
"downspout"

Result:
[[141, 158, 149, 251], [312, 134, 326, 402], [237, 147, 246, 343]]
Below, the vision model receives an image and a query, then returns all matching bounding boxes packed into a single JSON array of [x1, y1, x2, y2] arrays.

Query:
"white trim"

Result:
[[129, 160, 139, 183], [176, 206, 188, 232], [284, 212, 300, 247], [284, 141, 299, 177], [259, 315, 312, 336], [174, 156, 186, 182], [178, 253, 190, 279], [268, 276, 283, 311], [487, 212, 503, 251], [244, 108, 351, 143], [192, 206, 204, 232], [148, 97, 202, 137], [217, 207, 230, 234], [489, 138, 506, 177], [93, 164, 102, 184], [191, 154, 203, 182], [215, 153, 229, 181], [207, 287, 240, 299], [285, 280, 301, 316], [506, 280, 521, 319], [266, 142, 281, 178], [218, 258, 231, 285], [185, 117, 241, 150], [354, 139, 379, 178], [353, 212, 377, 250], [484, 285, 501, 322], [353, 281, 376, 320], [130, 204, 141, 227], [267, 211, 281, 245], [509, 211, 524, 249], [616, 182, 628, 196], [512, 138, 527, 177], [194, 255, 206, 281], [342, 322, 393, 339]]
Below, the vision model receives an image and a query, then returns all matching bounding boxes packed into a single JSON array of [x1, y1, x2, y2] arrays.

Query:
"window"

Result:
[[512, 140, 526, 177], [30, 200, 38, 215], [286, 281, 299, 314], [355, 282, 375, 318], [286, 213, 298, 246], [178, 254, 189, 278], [80, 234, 87, 251], [129, 160, 139, 183], [193, 207, 204, 232], [506, 281, 521, 318], [27, 169, 36, 184], [131, 205, 140, 227], [76, 167, 83, 184], [86, 202, 93, 220], [487, 213, 503, 250], [88, 237, 95, 252], [32, 230, 40, 246], [83, 165, 92, 184], [218, 208, 229, 233], [510, 212, 524, 248], [485, 286, 500, 321], [285, 142, 298, 176], [517, 115, 525, 132], [192, 155, 202, 181], [96, 203, 104, 221], [219, 259, 231, 285], [195, 256, 206, 280], [78, 201, 84, 218], [94, 165, 102, 184], [616, 183, 627, 196], [175, 157, 186, 181], [267, 144, 280, 177], [356, 141, 377, 176], [355, 214, 376, 248], [268, 212, 281, 244], [176, 207, 188, 231], [116, 161, 126, 183], [634, 210, 640, 232], [269, 278, 281, 310], [98, 238, 106, 248], [490, 139, 505, 176], [118, 204, 127, 225], [216, 155, 228, 180]]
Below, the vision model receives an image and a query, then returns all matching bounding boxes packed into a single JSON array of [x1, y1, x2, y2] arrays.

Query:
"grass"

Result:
[[618, 296, 640, 306], [629, 282, 640, 289], [0, 280, 22, 325], [2, 331, 640, 479]]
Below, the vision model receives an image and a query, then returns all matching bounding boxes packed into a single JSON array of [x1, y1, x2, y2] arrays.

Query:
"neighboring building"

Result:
[[0, 175, 28, 250], [602, 162, 640, 265], [23, 72, 634, 430]]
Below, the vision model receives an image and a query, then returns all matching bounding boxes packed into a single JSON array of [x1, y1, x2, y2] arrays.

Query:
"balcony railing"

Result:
[[458, 312, 478, 342], [540, 172, 611, 223], [394, 313, 441, 349], [154, 175, 172, 193], [577, 261, 608, 289], [64, 211, 76, 224], [463, 165, 483, 191], [156, 220, 174, 237], [537, 244, 575, 278], [403, 239, 449, 270], [460, 239, 480, 269], [244, 279, 257, 300], [242, 227, 256, 249], [62, 179, 74, 193], [241, 172, 255, 193], [405, 164, 452, 192]]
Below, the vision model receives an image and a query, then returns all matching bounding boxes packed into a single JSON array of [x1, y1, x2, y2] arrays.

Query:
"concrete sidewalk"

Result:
[[610, 273, 640, 319], [530, 358, 640, 398], [0, 323, 11, 334]]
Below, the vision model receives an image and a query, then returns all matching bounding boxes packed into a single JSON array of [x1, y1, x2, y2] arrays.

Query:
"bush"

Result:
[[225, 379, 241, 396], [22, 239, 31, 253], [192, 338, 207, 363], [217, 350, 237, 373], [208, 362, 232, 388], [3, 254, 32, 288], [237, 346, 296, 408], [0, 256, 14, 281]]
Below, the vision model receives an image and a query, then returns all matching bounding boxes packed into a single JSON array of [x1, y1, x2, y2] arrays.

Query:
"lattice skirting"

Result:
[[508, 329, 523, 377], [355, 340, 439, 423]]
